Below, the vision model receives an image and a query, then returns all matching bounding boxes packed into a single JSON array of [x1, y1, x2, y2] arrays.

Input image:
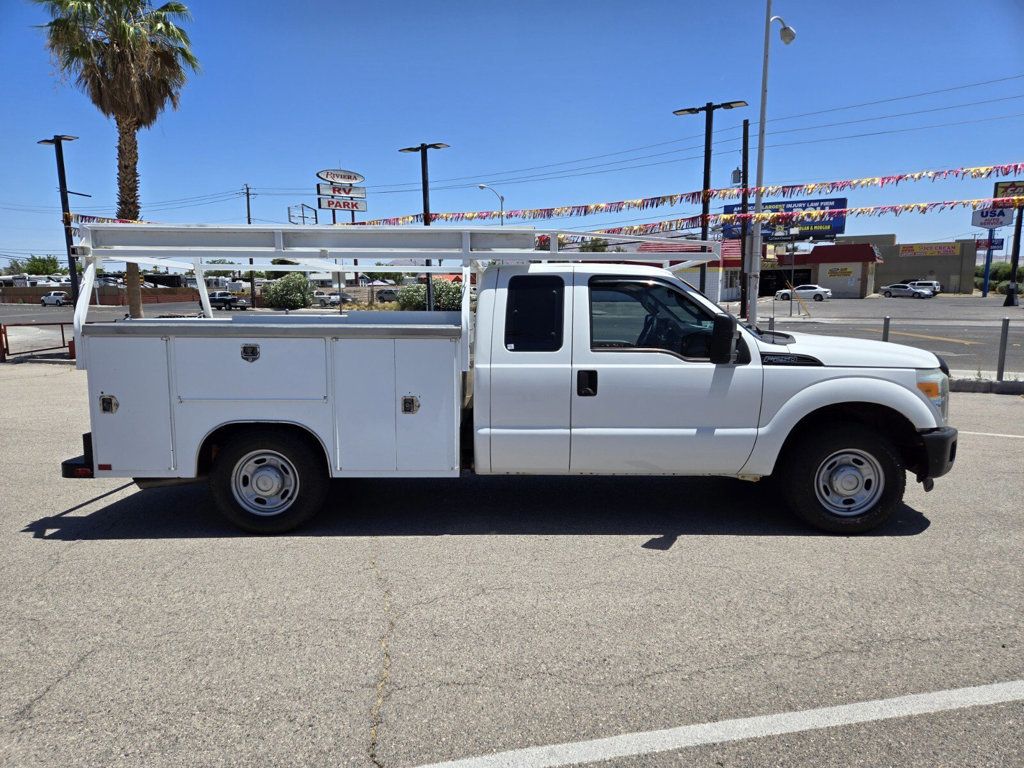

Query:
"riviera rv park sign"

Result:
[[315, 169, 368, 216], [316, 169, 364, 184]]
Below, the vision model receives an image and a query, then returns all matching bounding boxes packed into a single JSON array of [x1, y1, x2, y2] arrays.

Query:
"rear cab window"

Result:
[[504, 275, 564, 352]]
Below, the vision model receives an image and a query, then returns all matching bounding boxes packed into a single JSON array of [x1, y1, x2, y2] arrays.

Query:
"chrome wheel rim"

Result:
[[231, 450, 299, 517], [813, 449, 884, 516]]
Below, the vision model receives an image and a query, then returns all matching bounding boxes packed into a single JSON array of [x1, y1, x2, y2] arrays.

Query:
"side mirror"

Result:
[[709, 314, 739, 364]]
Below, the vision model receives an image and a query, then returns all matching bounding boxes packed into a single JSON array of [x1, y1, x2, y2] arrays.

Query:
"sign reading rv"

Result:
[[318, 197, 367, 212], [316, 183, 366, 199], [316, 169, 365, 184]]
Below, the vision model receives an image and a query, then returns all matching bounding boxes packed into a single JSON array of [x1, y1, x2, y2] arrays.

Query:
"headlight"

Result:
[[916, 369, 949, 422]]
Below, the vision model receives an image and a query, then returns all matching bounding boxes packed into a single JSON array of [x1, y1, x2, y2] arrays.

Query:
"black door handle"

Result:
[[577, 370, 598, 397]]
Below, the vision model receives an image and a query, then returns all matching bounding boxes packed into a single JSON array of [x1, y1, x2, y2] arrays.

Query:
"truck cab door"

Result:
[[569, 273, 762, 475], [481, 266, 574, 474]]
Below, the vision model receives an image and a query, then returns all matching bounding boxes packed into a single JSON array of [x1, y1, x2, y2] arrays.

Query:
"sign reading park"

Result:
[[318, 197, 367, 212], [723, 198, 847, 242], [316, 169, 365, 184]]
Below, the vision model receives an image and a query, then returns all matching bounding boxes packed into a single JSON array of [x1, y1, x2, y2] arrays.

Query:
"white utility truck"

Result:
[[62, 224, 957, 534]]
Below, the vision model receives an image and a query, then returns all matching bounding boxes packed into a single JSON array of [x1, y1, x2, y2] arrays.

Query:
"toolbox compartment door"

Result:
[[86, 336, 173, 473]]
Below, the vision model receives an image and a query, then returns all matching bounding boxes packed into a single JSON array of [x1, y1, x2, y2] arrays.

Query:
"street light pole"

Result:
[[673, 100, 747, 294], [400, 142, 449, 311], [477, 184, 505, 225], [748, 1, 796, 326], [38, 135, 80, 303]]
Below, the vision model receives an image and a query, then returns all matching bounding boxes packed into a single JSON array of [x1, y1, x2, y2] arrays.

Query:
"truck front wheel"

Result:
[[210, 429, 328, 533], [778, 424, 905, 533]]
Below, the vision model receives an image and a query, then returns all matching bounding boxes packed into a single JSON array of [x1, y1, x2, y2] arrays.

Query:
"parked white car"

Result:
[[774, 284, 832, 302], [908, 280, 942, 295], [880, 283, 933, 299], [40, 290, 70, 306]]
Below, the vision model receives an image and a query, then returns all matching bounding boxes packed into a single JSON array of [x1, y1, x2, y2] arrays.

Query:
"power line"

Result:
[[344, 73, 1024, 190]]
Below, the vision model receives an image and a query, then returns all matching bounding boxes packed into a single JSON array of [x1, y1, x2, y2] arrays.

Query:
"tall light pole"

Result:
[[38, 135, 80, 303], [748, 2, 796, 326], [399, 142, 449, 310], [477, 184, 505, 225], [673, 100, 747, 293]]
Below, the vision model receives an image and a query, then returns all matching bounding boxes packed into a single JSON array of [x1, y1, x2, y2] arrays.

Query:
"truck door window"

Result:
[[589, 277, 716, 359], [504, 275, 564, 352]]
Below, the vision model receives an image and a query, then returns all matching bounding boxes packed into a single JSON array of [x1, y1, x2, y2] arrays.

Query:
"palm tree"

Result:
[[36, 0, 199, 318]]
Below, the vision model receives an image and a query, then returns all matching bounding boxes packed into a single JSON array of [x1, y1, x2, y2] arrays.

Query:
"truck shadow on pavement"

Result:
[[23, 475, 930, 543]]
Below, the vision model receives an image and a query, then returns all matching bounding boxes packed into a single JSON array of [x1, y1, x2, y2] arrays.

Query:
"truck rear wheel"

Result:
[[209, 429, 328, 533], [778, 424, 905, 534]]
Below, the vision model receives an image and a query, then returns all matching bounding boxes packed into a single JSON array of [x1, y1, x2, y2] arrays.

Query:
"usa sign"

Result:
[[318, 197, 367, 212], [316, 183, 366, 199], [972, 207, 1013, 229]]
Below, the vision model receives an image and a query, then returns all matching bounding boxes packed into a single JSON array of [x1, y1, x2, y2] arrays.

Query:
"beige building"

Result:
[[836, 234, 975, 293]]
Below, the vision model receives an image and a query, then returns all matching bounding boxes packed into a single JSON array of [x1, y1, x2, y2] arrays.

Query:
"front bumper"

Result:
[[918, 426, 957, 480]]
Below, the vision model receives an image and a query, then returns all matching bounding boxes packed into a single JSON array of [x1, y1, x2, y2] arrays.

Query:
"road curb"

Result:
[[950, 378, 1024, 395]]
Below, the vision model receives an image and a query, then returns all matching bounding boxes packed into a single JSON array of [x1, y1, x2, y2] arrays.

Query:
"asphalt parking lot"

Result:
[[0, 362, 1021, 767]]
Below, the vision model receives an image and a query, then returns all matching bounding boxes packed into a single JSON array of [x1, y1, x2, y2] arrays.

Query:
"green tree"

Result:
[[36, 0, 199, 318], [262, 273, 312, 310], [203, 258, 234, 278], [360, 263, 397, 284], [267, 258, 297, 280], [25, 255, 64, 274], [579, 238, 610, 252]]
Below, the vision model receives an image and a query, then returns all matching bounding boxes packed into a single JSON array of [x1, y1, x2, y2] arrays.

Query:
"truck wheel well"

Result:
[[778, 403, 925, 475], [196, 423, 330, 477]]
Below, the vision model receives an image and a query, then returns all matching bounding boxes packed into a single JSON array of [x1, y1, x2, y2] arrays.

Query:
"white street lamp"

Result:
[[748, 2, 796, 326], [477, 184, 505, 226]]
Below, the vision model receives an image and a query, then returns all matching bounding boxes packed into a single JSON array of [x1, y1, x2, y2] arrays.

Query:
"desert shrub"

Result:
[[262, 273, 312, 309], [397, 280, 463, 311]]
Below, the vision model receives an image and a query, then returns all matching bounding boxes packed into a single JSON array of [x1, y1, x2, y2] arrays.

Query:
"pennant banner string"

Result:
[[361, 161, 1024, 226]]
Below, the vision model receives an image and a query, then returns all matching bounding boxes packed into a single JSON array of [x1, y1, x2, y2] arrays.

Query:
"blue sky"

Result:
[[2, 0, 1023, 266]]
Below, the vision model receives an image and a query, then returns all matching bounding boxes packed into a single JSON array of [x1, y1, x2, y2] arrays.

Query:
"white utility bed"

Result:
[[81, 312, 464, 478]]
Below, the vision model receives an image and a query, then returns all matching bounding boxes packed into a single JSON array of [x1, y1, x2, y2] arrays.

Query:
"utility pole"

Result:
[[1005, 204, 1022, 307], [739, 119, 750, 318], [244, 184, 256, 307], [748, 3, 797, 326], [38, 135, 80, 303]]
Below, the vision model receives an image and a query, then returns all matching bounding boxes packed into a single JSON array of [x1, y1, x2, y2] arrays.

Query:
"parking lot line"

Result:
[[414, 680, 1024, 768], [959, 430, 1024, 439], [889, 330, 979, 345]]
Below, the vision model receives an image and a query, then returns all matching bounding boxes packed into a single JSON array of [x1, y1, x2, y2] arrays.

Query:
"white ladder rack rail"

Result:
[[72, 224, 721, 339]]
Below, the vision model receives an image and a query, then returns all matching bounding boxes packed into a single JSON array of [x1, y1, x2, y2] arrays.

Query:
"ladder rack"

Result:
[[72, 224, 721, 339]]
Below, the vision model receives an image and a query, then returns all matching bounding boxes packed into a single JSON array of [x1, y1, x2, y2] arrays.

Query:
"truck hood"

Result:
[[757, 331, 940, 369]]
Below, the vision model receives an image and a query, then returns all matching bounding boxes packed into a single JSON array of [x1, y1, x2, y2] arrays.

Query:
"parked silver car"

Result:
[[880, 283, 933, 299]]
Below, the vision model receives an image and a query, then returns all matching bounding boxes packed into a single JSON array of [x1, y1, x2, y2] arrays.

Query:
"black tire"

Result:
[[813, 294, 824, 302], [883, 291, 892, 298], [776, 423, 905, 534], [40, 300, 46, 306], [779, 293, 790, 301], [209, 428, 328, 534]]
